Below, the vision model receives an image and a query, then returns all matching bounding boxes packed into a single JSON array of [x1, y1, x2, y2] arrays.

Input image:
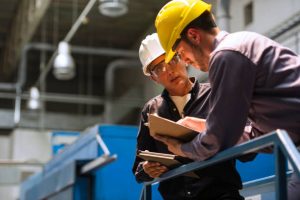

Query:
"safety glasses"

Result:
[[150, 53, 181, 78]]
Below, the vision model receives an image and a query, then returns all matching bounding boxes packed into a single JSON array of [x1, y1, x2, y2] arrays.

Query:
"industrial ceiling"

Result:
[[0, 0, 214, 130]]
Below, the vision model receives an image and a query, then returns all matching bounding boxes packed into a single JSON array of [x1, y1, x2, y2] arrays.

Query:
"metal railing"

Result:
[[140, 129, 300, 200]]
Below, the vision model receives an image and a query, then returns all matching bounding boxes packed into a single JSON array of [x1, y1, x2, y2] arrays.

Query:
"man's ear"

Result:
[[149, 75, 158, 83], [186, 28, 201, 46]]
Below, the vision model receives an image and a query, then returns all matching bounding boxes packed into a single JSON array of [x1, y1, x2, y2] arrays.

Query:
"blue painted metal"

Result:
[[21, 125, 142, 200], [236, 153, 275, 182], [74, 160, 93, 200], [51, 131, 80, 155], [276, 130, 300, 178], [242, 170, 293, 188], [25, 161, 77, 199], [140, 130, 300, 200], [44, 126, 100, 175], [93, 125, 142, 200], [20, 172, 43, 200]]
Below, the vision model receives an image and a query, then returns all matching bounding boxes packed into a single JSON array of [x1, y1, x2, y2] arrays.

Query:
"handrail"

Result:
[[140, 129, 300, 200], [243, 171, 293, 189], [80, 132, 117, 174]]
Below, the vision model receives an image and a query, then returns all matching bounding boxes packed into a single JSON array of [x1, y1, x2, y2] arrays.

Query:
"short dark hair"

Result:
[[181, 11, 217, 37]]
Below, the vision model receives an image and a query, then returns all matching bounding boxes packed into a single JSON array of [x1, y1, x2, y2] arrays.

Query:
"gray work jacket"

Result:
[[182, 31, 300, 161]]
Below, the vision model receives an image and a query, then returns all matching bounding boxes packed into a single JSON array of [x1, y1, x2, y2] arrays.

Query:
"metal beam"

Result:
[[0, 109, 105, 130], [35, 0, 98, 87], [0, 0, 51, 78]]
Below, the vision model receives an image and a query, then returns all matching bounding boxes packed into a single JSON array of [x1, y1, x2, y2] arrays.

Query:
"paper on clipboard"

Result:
[[148, 114, 198, 142]]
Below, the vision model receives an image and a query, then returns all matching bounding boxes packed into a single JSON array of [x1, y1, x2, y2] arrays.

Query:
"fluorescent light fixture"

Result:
[[27, 87, 41, 110], [53, 41, 75, 80], [99, 0, 128, 18]]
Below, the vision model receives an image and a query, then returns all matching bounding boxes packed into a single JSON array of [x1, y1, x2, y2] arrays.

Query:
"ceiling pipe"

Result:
[[10, 0, 136, 126], [15, 42, 137, 90], [2, 0, 138, 126], [1, 0, 137, 126], [35, 0, 98, 87], [216, 0, 231, 32], [104, 59, 141, 123], [13, 43, 53, 123], [0, 92, 105, 105], [0, 83, 16, 91], [7, 42, 137, 126], [0, 42, 40, 91]]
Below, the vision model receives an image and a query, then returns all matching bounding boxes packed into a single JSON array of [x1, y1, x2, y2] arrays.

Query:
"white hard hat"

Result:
[[139, 33, 165, 76]]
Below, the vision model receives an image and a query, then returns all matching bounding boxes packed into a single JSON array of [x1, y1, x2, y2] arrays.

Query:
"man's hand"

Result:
[[177, 116, 206, 132], [154, 135, 186, 157], [142, 161, 168, 178]]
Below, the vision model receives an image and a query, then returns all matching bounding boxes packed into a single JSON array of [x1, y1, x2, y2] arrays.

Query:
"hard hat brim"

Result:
[[165, 49, 176, 64], [155, 0, 211, 64]]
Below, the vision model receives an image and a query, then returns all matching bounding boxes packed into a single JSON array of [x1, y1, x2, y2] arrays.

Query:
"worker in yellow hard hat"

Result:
[[133, 33, 251, 200], [154, 1, 300, 200], [155, 0, 214, 67]]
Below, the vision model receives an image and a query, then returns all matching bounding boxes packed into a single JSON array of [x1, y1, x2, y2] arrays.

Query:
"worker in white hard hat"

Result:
[[154, 1, 300, 199], [132, 33, 247, 200]]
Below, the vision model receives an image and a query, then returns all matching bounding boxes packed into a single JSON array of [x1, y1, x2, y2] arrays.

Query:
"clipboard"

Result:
[[137, 150, 199, 178], [137, 150, 180, 168], [148, 114, 198, 142]]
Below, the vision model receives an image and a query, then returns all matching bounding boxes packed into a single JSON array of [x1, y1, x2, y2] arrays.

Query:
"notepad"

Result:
[[137, 150, 199, 178], [148, 114, 199, 142]]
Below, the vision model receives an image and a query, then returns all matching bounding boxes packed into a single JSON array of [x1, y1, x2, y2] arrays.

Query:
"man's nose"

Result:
[[181, 55, 189, 64], [166, 66, 176, 75]]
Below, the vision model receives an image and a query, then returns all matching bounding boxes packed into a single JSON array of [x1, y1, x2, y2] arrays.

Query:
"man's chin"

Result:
[[171, 77, 184, 85], [200, 64, 209, 72]]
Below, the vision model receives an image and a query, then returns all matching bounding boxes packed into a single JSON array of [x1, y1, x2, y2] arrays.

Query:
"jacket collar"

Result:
[[161, 77, 199, 100], [213, 31, 229, 50]]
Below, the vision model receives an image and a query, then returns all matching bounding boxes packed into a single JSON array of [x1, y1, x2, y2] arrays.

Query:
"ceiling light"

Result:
[[53, 41, 75, 80], [27, 87, 41, 110], [99, 0, 128, 18]]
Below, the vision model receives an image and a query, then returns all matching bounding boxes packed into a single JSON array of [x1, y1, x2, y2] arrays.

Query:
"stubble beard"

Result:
[[196, 47, 210, 72]]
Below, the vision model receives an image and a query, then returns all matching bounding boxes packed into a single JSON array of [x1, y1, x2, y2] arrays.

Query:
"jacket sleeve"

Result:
[[132, 104, 157, 183], [236, 121, 258, 162], [181, 50, 256, 161]]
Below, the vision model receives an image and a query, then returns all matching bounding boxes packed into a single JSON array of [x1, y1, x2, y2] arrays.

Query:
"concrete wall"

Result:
[[12, 128, 52, 163], [0, 135, 11, 159], [230, 0, 300, 34], [0, 128, 52, 200], [228, 0, 300, 55]]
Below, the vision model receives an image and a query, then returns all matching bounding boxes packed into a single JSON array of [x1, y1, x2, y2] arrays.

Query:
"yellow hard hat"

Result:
[[155, 0, 211, 63]]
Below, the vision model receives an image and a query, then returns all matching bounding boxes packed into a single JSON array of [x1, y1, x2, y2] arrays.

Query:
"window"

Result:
[[244, 2, 253, 26]]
